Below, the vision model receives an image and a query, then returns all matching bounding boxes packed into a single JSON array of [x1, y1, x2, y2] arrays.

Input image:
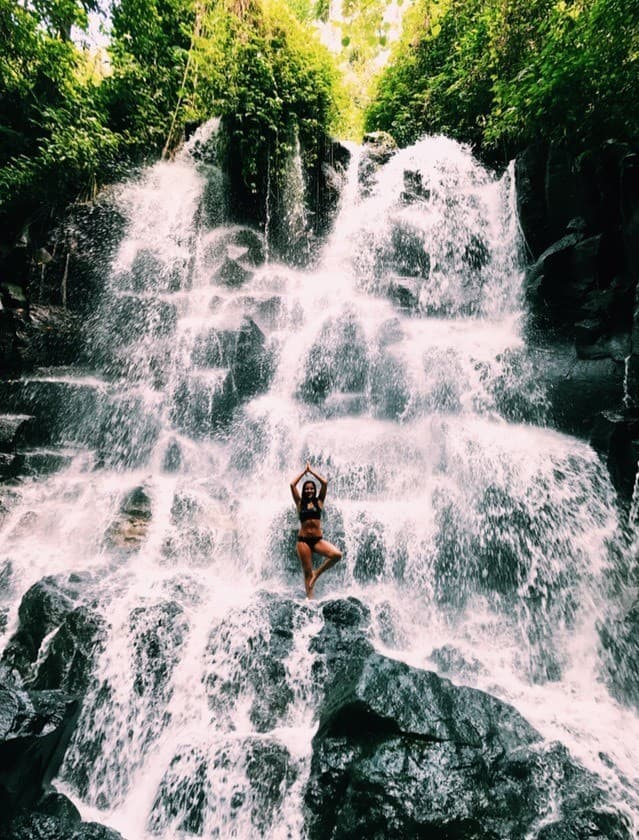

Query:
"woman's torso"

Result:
[[298, 500, 323, 538]]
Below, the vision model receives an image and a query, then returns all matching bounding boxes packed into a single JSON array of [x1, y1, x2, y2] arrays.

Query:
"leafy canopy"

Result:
[[365, 0, 639, 157]]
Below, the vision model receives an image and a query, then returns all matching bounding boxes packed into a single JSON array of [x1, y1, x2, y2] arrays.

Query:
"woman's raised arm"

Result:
[[290, 465, 307, 505], [307, 463, 328, 502]]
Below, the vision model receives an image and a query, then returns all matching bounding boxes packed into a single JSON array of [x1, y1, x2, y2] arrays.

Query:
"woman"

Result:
[[290, 461, 342, 599]]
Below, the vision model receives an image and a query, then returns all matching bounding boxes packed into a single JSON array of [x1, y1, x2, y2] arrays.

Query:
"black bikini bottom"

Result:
[[297, 535, 321, 548]]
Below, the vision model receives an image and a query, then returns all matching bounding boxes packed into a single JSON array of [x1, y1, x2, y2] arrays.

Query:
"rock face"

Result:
[[359, 131, 398, 196], [0, 579, 121, 839], [517, 139, 639, 496], [171, 316, 274, 436], [305, 598, 633, 840], [0, 671, 80, 817]]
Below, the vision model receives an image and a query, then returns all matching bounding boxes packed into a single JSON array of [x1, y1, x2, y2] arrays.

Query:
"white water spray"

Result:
[[0, 134, 637, 836]]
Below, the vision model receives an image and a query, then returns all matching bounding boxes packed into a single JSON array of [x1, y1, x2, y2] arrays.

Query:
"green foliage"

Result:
[[0, 0, 121, 232], [105, 0, 198, 154], [366, 0, 639, 156], [193, 0, 341, 197], [0, 0, 341, 238]]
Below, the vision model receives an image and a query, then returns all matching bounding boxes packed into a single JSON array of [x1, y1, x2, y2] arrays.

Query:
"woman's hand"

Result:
[[305, 460, 311, 473]]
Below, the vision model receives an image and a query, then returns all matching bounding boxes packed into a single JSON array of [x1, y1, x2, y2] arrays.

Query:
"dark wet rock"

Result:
[[312, 140, 352, 238], [1, 576, 78, 678], [30, 606, 106, 694], [599, 598, 639, 712], [113, 250, 191, 296], [148, 745, 209, 834], [232, 293, 288, 332], [130, 249, 164, 291], [94, 394, 161, 469], [372, 601, 407, 648], [162, 438, 183, 472], [227, 228, 266, 266], [7, 806, 127, 840], [0, 677, 81, 820], [386, 276, 420, 310], [515, 144, 552, 257], [204, 593, 307, 732], [213, 256, 254, 288], [106, 484, 153, 552], [106, 295, 177, 344], [45, 194, 127, 316], [174, 318, 273, 436], [463, 233, 490, 270], [69, 823, 125, 839], [516, 140, 639, 453], [200, 164, 226, 228], [532, 344, 624, 437], [230, 318, 273, 397], [1, 282, 28, 309], [129, 600, 188, 701], [20, 305, 86, 369], [544, 144, 593, 244], [536, 810, 632, 840], [401, 169, 431, 204], [305, 630, 633, 840], [309, 598, 374, 692], [369, 351, 409, 420], [359, 131, 398, 196], [0, 414, 36, 453], [170, 369, 236, 437], [430, 644, 485, 679], [0, 376, 105, 449], [590, 410, 639, 501], [244, 738, 298, 825], [0, 244, 30, 291], [13, 448, 76, 478], [192, 317, 273, 398], [3, 791, 83, 839], [148, 736, 297, 837], [386, 223, 430, 279], [299, 311, 369, 404], [351, 513, 386, 582], [1, 572, 103, 697]]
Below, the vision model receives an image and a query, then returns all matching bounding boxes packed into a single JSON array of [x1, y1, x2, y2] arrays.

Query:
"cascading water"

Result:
[[1, 128, 639, 837]]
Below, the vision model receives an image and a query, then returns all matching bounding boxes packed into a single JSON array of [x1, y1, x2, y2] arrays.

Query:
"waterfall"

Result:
[[1, 132, 638, 837]]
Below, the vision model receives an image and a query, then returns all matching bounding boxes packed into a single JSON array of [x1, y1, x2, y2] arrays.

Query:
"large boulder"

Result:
[[3, 789, 125, 839], [0, 673, 81, 820], [359, 132, 398, 197], [204, 593, 309, 732], [147, 736, 297, 837], [304, 602, 633, 840], [191, 316, 273, 399], [1, 575, 104, 696], [531, 344, 624, 437], [590, 410, 639, 500], [173, 317, 273, 436], [105, 486, 153, 553], [298, 311, 369, 405]]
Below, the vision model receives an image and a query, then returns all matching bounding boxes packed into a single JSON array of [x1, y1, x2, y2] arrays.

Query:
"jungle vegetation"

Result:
[[1, 0, 637, 241], [365, 0, 639, 160], [0, 0, 342, 238]]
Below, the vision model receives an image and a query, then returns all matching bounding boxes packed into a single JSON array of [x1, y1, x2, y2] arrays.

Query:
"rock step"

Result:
[[0, 376, 105, 447], [0, 415, 37, 452]]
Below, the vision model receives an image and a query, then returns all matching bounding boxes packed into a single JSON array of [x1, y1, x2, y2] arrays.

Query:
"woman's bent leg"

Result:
[[309, 539, 342, 590]]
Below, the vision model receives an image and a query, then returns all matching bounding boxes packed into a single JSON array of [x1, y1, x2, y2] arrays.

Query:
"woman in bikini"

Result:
[[290, 461, 342, 599]]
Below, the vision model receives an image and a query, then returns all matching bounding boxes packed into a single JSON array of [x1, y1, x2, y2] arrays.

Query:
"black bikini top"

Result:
[[299, 499, 322, 522]]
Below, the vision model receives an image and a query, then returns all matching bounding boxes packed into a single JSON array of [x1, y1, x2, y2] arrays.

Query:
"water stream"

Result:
[[1, 129, 638, 836]]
